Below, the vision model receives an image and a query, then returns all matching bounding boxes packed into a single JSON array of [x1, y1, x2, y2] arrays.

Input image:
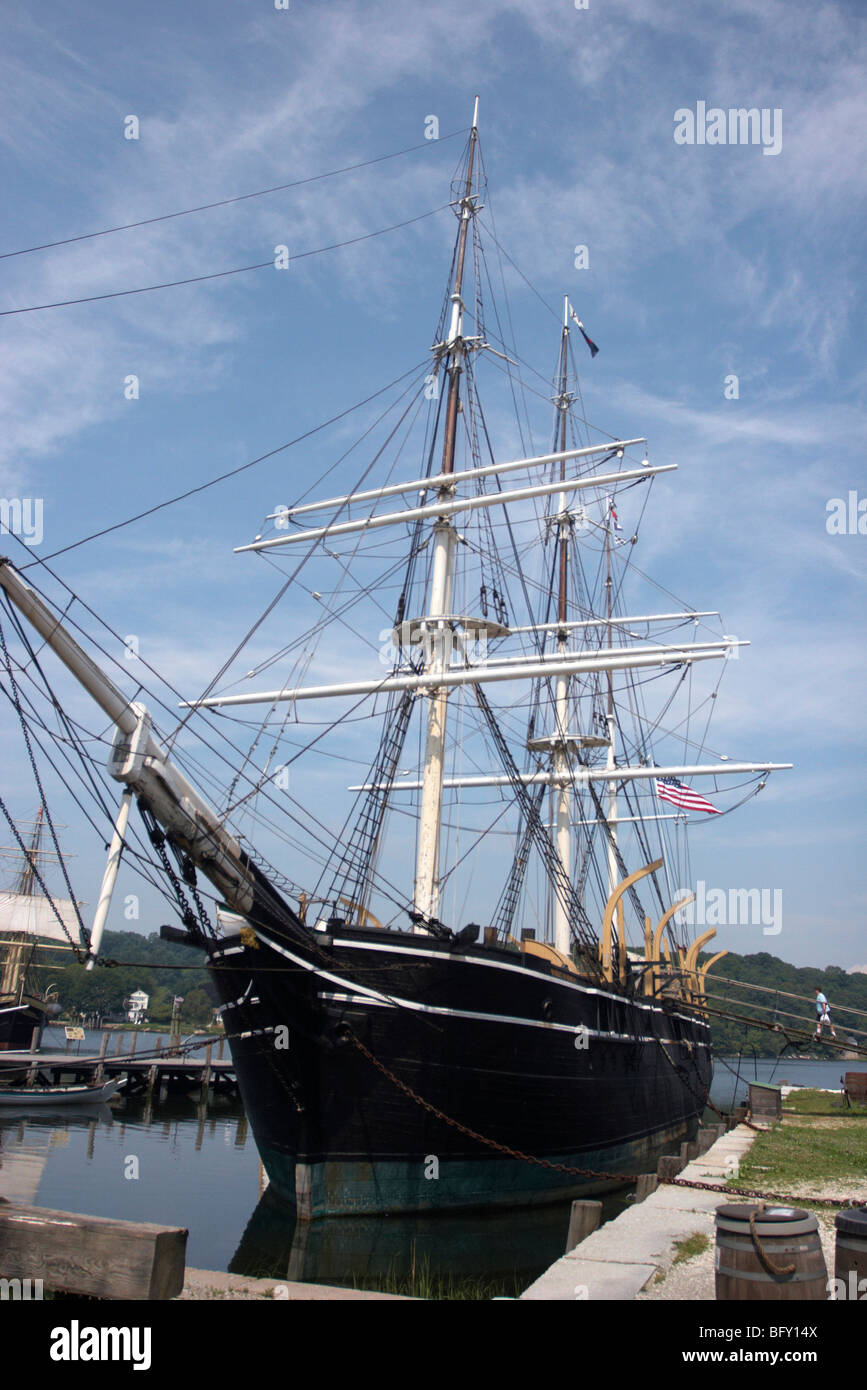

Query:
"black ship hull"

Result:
[[208, 920, 712, 1218], [0, 996, 46, 1052]]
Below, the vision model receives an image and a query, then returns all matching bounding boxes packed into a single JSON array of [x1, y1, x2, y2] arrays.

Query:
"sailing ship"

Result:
[[0, 102, 790, 1216], [0, 809, 79, 1051]]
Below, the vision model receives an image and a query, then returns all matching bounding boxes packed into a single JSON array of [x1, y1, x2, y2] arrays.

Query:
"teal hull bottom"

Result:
[[261, 1114, 696, 1219]]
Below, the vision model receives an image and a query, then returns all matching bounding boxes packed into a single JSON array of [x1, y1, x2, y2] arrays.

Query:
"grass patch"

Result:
[[344, 1253, 526, 1300], [672, 1232, 710, 1264], [783, 1088, 867, 1117], [234, 1254, 525, 1300], [728, 1104, 867, 1194]]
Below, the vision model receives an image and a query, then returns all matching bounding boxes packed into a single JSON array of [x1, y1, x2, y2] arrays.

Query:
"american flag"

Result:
[[655, 778, 722, 815]]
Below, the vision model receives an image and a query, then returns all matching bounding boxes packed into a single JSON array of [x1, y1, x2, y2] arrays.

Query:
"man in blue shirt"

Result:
[[814, 987, 837, 1041]]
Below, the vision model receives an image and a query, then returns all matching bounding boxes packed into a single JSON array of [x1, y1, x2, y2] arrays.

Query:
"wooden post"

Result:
[[129, 1030, 137, 1056], [658, 1155, 685, 1181], [146, 1064, 158, 1098], [30, 1025, 41, 1053], [565, 1199, 602, 1253], [200, 1043, 213, 1104], [115, 1032, 124, 1054], [217, 1035, 225, 1061], [95, 1030, 110, 1083], [635, 1173, 659, 1202], [680, 1140, 700, 1164], [155, 1037, 163, 1056]]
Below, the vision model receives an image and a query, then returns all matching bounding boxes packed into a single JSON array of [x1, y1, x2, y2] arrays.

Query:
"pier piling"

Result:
[[565, 1199, 602, 1252], [634, 1174, 659, 1203], [201, 1044, 213, 1103], [94, 1030, 110, 1083], [657, 1155, 685, 1181]]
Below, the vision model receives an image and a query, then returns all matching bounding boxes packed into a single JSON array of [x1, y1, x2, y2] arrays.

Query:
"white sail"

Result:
[[0, 891, 81, 945]]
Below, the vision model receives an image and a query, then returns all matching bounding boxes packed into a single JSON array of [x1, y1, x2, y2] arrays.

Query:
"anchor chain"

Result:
[[349, 1033, 862, 1210]]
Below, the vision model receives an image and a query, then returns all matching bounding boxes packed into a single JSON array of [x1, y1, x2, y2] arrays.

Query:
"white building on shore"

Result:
[[126, 989, 149, 1024]]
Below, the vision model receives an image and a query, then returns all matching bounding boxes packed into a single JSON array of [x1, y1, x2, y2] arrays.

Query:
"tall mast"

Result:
[[604, 496, 623, 975], [15, 806, 43, 897], [413, 96, 479, 924], [552, 299, 572, 955]]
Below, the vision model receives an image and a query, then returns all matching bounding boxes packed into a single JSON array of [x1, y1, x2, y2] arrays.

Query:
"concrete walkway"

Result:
[[520, 1124, 759, 1301], [178, 1268, 411, 1299]]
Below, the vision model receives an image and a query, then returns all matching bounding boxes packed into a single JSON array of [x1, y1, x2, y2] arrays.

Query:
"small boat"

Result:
[[0, 1076, 123, 1107]]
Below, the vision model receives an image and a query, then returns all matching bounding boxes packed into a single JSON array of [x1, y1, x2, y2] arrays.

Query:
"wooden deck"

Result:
[[0, 1041, 237, 1097]]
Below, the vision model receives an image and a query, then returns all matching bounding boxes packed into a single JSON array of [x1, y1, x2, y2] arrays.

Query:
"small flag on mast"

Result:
[[567, 302, 599, 357], [655, 778, 722, 815], [608, 499, 622, 533]]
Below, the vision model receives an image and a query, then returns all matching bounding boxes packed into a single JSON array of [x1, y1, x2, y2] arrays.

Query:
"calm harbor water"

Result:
[[707, 1055, 866, 1111], [1, 1032, 864, 1294]]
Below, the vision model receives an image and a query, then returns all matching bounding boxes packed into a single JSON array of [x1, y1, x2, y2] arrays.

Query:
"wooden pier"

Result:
[[0, 1035, 238, 1101]]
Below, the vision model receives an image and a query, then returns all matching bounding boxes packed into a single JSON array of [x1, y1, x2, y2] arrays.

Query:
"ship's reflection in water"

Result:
[[231, 1183, 634, 1297], [0, 1090, 637, 1296], [3, 1058, 857, 1294], [0, 1086, 697, 1296]]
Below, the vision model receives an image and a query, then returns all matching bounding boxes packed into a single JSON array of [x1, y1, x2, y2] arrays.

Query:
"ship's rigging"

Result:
[[0, 110, 790, 988]]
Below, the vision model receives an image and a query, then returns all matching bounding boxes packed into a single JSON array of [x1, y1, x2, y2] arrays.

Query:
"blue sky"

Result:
[[0, 0, 864, 971]]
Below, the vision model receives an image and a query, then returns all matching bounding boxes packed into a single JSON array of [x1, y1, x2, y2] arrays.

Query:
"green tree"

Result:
[[147, 987, 174, 1023], [181, 987, 214, 1025]]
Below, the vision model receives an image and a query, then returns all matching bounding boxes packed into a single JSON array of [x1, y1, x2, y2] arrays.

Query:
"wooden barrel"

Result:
[[834, 1207, 867, 1299], [715, 1203, 827, 1300]]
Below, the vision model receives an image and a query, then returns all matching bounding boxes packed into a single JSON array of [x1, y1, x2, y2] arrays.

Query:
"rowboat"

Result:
[[0, 1076, 123, 1107]]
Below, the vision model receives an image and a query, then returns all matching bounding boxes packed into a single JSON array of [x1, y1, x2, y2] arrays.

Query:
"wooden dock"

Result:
[[0, 1037, 238, 1099]]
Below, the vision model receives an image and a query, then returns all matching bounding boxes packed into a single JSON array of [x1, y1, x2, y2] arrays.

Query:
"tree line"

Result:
[[699, 950, 867, 1057], [46, 929, 213, 1025]]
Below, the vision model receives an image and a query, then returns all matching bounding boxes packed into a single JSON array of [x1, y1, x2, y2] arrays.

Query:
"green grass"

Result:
[[651, 1231, 709, 1286], [227, 1252, 526, 1300], [728, 1099, 867, 1194], [672, 1232, 710, 1264], [783, 1088, 867, 1117], [348, 1254, 525, 1300]]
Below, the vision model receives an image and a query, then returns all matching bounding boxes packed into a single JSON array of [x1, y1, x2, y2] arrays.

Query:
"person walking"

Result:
[[814, 987, 837, 1040]]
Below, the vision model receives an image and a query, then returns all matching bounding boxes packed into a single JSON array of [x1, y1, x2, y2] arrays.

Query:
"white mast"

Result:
[[552, 296, 572, 955], [413, 98, 479, 925], [604, 496, 620, 965]]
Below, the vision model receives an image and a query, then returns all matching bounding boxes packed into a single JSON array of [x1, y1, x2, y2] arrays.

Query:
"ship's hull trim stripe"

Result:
[[316, 989, 691, 1045]]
